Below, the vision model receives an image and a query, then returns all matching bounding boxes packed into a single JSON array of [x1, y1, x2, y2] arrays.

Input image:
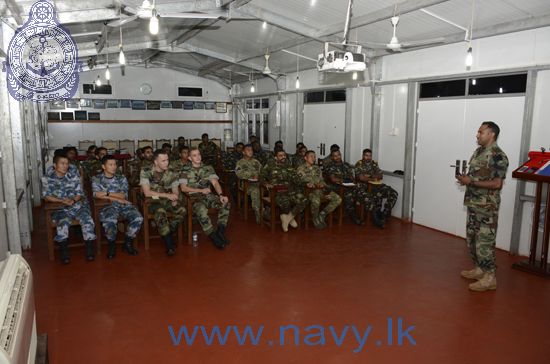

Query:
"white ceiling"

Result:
[[2, 0, 550, 86]]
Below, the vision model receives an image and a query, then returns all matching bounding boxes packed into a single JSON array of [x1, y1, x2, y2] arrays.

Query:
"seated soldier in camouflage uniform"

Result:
[[235, 144, 262, 224], [65, 146, 82, 172], [171, 136, 187, 161], [321, 144, 341, 171], [198, 133, 220, 167], [292, 145, 308, 168], [260, 149, 307, 232], [81, 145, 97, 177], [355, 148, 398, 228], [42, 153, 97, 264], [180, 148, 230, 249], [83, 147, 108, 179], [296, 150, 342, 229], [48, 149, 81, 179], [324, 149, 364, 225], [162, 143, 173, 157], [221, 142, 244, 202], [252, 141, 269, 166], [170, 145, 191, 174], [140, 149, 186, 256], [125, 148, 143, 185], [92, 155, 143, 259], [129, 146, 153, 187]]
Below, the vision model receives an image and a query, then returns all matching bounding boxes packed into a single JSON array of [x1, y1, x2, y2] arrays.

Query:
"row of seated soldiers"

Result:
[[42, 141, 230, 264]]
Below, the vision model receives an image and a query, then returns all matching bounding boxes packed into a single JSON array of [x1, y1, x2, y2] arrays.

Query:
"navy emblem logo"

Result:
[[4, 0, 80, 102]]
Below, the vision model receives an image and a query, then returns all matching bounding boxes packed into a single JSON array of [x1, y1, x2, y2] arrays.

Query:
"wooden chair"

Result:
[[156, 139, 171, 150], [183, 192, 219, 245], [141, 196, 184, 250], [190, 138, 201, 148], [102, 140, 118, 151], [119, 139, 136, 156], [334, 184, 354, 226], [138, 139, 153, 149], [78, 140, 96, 152], [44, 201, 86, 261], [303, 186, 334, 229], [259, 184, 289, 232], [92, 199, 134, 253], [237, 178, 258, 221], [211, 138, 222, 149]]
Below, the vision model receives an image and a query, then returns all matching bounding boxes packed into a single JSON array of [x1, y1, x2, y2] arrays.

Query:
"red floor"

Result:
[[23, 208, 550, 364]]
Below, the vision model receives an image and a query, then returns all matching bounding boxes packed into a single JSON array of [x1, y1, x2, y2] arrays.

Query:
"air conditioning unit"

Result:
[[0, 254, 36, 364], [317, 50, 367, 73]]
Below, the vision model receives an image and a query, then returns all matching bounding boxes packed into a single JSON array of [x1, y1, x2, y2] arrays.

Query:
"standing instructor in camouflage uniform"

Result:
[[456, 122, 508, 292]]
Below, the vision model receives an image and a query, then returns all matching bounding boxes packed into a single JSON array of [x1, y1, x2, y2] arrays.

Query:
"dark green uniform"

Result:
[[260, 160, 307, 217], [324, 161, 358, 216], [181, 164, 230, 235], [296, 164, 341, 228], [464, 143, 509, 273], [139, 166, 186, 236], [198, 141, 220, 167], [235, 157, 262, 222], [355, 159, 398, 215]]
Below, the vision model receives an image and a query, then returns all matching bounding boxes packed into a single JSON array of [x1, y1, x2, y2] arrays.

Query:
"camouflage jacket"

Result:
[[221, 151, 243, 171], [42, 170, 84, 199], [355, 160, 382, 177], [199, 141, 219, 160], [92, 173, 129, 202], [171, 143, 187, 161], [129, 159, 153, 186], [464, 143, 509, 209], [292, 154, 306, 168], [296, 164, 326, 189], [260, 160, 298, 189], [180, 164, 219, 190], [235, 158, 262, 180], [170, 159, 191, 175], [139, 166, 180, 193], [82, 158, 102, 178], [46, 163, 80, 179], [324, 161, 355, 185], [253, 150, 270, 166]]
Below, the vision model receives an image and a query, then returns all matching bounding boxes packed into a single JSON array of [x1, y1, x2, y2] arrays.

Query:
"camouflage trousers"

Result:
[[52, 201, 96, 242], [327, 185, 356, 213], [192, 194, 230, 235], [356, 184, 398, 214], [466, 206, 499, 273], [246, 183, 261, 213], [276, 191, 308, 217], [307, 190, 342, 218], [99, 203, 143, 241], [148, 199, 186, 237]]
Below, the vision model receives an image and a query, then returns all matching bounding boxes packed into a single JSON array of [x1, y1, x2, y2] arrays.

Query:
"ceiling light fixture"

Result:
[[295, 46, 300, 89], [465, 0, 475, 69], [262, 21, 267, 29], [150, 8, 159, 35], [105, 31, 111, 81], [119, 26, 126, 65], [95, 74, 102, 87]]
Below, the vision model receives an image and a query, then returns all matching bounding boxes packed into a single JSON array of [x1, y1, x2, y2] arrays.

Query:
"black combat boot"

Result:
[[85, 240, 96, 261], [107, 240, 116, 259], [215, 224, 229, 246], [372, 209, 386, 229], [347, 209, 364, 226], [58, 240, 70, 265], [122, 236, 139, 256], [209, 231, 225, 250], [162, 234, 176, 256]]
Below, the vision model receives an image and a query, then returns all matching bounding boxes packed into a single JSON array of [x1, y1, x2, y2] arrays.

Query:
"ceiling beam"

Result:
[[198, 59, 233, 76], [78, 39, 168, 57], [374, 12, 550, 56]]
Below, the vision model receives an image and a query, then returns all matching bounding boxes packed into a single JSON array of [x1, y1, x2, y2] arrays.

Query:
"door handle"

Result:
[[450, 159, 460, 176]]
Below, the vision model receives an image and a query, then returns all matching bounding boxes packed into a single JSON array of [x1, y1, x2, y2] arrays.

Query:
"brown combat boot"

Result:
[[469, 272, 497, 292], [460, 266, 484, 280]]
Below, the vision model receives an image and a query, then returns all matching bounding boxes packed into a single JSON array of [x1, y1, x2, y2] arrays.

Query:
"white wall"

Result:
[[378, 83, 408, 172], [48, 66, 232, 148], [349, 86, 373, 163]]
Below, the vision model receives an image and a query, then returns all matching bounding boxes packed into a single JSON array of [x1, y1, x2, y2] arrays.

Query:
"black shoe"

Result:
[[107, 240, 116, 259], [350, 214, 364, 226], [85, 240, 96, 261], [209, 231, 225, 250], [372, 209, 386, 229], [216, 225, 229, 246], [162, 234, 176, 256], [58, 240, 70, 265], [122, 236, 139, 256]]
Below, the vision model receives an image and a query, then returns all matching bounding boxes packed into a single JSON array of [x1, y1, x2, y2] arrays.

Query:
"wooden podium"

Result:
[[512, 151, 550, 278]]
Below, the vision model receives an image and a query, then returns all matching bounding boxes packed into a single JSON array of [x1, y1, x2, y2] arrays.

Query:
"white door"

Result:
[[413, 99, 466, 235], [303, 103, 346, 158], [414, 97, 524, 247]]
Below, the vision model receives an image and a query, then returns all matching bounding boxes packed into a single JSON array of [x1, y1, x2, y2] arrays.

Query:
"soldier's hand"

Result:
[[306, 183, 315, 188], [201, 188, 211, 195], [456, 174, 471, 186], [63, 198, 74, 206], [265, 183, 273, 189], [171, 200, 178, 207], [220, 195, 229, 205], [167, 193, 179, 202]]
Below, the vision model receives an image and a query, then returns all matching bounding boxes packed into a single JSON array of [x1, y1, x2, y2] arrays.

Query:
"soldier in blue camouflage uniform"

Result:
[[198, 133, 220, 167], [324, 150, 364, 225], [92, 155, 142, 259], [355, 148, 398, 228], [260, 149, 308, 232], [296, 150, 342, 229], [42, 153, 96, 264], [180, 148, 230, 249], [140, 150, 186, 256], [456, 122, 508, 292], [235, 144, 262, 223]]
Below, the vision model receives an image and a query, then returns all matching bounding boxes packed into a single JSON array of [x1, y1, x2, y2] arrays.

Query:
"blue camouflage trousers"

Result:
[[52, 202, 96, 242], [466, 206, 499, 273], [99, 203, 143, 241]]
